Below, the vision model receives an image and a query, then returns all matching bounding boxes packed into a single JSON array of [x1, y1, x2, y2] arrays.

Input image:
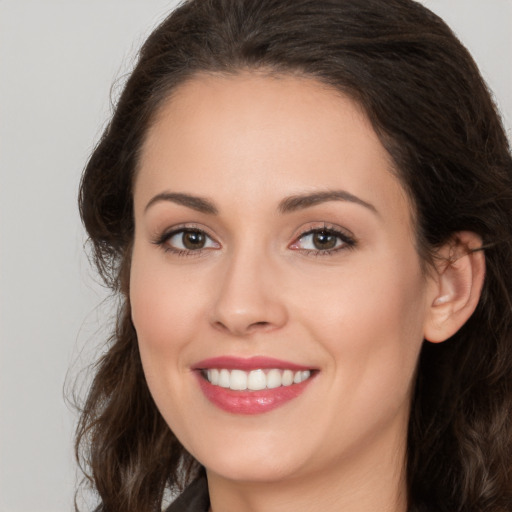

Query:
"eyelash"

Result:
[[152, 224, 357, 257], [290, 224, 357, 256], [152, 225, 219, 257]]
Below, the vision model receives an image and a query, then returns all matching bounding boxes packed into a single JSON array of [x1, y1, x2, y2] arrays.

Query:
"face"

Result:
[[130, 73, 435, 486]]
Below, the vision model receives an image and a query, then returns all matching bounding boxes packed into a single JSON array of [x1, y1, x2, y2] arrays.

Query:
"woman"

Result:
[[77, 0, 512, 511]]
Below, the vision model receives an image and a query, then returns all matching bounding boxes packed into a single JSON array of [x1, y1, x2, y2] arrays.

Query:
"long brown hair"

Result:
[[77, 1, 512, 510]]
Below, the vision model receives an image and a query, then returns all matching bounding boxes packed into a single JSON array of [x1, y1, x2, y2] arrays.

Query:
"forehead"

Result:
[[136, 71, 411, 226]]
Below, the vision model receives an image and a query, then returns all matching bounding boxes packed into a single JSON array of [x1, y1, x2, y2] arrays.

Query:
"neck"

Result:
[[206, 424, 409, 512]]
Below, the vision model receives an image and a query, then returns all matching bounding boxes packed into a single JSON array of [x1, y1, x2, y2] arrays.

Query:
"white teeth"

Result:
[[300, 370, 311, 382], [292, 370, 311, 384], [266, 369, 282, 389], [282, 369, 294, 386], [230, 369, 248, 390], [218, 369, 230, 388], [204, 368, 313, 390], [247, 369, 267, 390], [208, 369, 219, 385]]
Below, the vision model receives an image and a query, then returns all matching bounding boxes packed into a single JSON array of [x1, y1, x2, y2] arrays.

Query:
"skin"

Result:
[[129, 72, 483, 512]]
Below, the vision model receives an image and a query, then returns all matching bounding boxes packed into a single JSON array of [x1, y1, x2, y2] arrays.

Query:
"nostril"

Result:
[[212, 319, 273, 336], [247, 321, 272, 332], [212, 320, 229, 332]]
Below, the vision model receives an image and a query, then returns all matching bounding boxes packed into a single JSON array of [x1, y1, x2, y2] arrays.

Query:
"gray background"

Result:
[[0, 1, 510, 511]]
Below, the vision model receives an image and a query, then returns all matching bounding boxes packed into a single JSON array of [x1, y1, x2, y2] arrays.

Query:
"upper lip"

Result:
[[193, 356, 314, 371]]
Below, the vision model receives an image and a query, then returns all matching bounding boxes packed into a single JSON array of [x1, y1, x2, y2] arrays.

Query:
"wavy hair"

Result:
[[77, 0, 512, 510]]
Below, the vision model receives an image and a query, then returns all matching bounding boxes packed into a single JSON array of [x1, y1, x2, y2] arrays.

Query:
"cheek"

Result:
[[129, 244, 203, 362], [296, 251, 428, 397], [129, 243, 212, 441], [297, 250, 426, 331]]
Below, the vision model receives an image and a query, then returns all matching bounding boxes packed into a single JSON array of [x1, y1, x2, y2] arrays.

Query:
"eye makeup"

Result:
[[150, 221, 357, 258], [289, 222, 357, 257]]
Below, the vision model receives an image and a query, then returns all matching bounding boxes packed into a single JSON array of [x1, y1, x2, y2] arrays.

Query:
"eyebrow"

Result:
[[144, 189, 378, 216], [278, 190, 378, 215], [145, 192, 218, 214]]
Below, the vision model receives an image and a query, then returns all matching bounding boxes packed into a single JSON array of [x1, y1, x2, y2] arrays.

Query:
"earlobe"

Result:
[[424, 231, 485, 343]]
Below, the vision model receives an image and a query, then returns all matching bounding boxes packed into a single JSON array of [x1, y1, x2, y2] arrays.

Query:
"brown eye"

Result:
[[163, 229, 220, 253], [182, 230, 206, 249], [290, 227, 356, 254], [312, 230, 338, 250]]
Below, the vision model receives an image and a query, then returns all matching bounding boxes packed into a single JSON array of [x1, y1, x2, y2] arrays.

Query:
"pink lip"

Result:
[[193, 356, 316, 415], [193, 356, 311, 371]]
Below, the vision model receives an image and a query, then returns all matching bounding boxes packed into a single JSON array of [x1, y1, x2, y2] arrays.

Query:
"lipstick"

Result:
[[193, 356, 316, 414]]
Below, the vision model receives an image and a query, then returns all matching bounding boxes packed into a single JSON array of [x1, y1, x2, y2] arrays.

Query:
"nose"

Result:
[[210, 248, 288, 336]]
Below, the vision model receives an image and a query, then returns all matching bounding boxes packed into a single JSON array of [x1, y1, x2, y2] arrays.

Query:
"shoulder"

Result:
[[92, 475, 209, 512], [165, 475, 210, 512]]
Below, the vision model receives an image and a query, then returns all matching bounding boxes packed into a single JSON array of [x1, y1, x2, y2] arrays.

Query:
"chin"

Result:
[[204, 457, 302, 484], [190, 435, 309, 484]]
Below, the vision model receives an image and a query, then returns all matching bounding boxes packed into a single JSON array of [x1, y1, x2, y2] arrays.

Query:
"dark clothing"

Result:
[[165, 476, 210, 512], [92, 475, 209, 512]]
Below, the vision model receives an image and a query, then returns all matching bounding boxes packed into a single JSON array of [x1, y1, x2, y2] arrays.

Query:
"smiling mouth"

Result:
[[194, 356, 317, 413], [201, 368, 313, 391]]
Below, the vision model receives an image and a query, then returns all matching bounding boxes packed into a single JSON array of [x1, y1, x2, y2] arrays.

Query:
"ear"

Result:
[[424, 231, 485, 343]]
